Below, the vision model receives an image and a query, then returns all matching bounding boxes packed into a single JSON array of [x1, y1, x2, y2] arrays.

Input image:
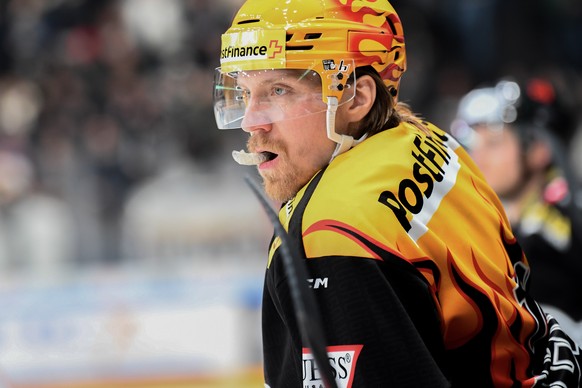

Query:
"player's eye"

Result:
[[272, 86, 289, 96]]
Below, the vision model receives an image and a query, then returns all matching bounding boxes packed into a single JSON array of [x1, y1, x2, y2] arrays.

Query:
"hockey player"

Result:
[[452, 77, 582, 341], [213, 1, 582, 386]]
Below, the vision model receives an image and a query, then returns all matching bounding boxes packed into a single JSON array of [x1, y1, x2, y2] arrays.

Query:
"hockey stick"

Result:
[[244, 175, 338, 388]]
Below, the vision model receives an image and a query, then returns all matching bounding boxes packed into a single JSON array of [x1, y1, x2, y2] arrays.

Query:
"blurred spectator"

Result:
[[451, 77, 582, 340], [0, 150, 75, 276], [121, 0, 186, 60]]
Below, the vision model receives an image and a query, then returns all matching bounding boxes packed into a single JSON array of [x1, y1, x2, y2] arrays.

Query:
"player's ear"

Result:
[[344, 75, 376, 123]]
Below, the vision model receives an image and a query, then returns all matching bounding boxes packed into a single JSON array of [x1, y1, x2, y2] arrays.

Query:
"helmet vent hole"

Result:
[[304, 33, 322, 40], [237, 19, 260, 25], [287, 45, 314, 51]]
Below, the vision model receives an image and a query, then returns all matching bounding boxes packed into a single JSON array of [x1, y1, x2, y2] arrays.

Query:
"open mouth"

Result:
[[263, 151, 278, 162], [232, 150, 278, 166]]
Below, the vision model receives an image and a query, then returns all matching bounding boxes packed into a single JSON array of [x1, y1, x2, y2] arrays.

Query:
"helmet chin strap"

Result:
[[326, 96, 366, 161]]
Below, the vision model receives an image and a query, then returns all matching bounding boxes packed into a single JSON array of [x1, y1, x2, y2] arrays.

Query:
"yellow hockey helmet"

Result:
[[219, 0, 406, 98]]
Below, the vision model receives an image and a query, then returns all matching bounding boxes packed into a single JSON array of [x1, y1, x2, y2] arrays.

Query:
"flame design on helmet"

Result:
[[221, 0, 406, 100], [336, 0, 406, 90]]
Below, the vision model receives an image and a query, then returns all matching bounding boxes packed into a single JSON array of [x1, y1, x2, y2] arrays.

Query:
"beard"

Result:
[[261, 163, 304, 202]]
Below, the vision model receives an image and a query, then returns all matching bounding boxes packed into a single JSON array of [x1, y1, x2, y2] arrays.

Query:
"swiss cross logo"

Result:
[[268, 40, 283, 58], [302, 344, 363, 388]]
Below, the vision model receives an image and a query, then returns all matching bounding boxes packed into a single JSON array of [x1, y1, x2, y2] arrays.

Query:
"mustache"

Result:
[[247, 134, 285, 154]]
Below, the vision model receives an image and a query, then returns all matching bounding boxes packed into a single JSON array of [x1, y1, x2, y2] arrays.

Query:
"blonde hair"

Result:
[[354, 66, 431, 138], [393, 102, 431, 134]]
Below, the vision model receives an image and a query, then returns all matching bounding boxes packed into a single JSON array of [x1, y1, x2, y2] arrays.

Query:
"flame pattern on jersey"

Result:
[[302, 215, 581, 386], [277, 122, 582, 386]]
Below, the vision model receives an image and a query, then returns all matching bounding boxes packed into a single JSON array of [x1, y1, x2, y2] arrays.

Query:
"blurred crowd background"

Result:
[[0, 0, 581, 274], [0, 0, 580, 386], [0, 0, 263, 276]]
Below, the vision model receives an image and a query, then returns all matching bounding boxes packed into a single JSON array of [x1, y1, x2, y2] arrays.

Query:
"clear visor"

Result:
[[213, 63, 356, 130]]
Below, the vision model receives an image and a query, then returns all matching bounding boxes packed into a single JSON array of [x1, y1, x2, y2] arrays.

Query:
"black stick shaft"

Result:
[[245, 175, 337, 388]]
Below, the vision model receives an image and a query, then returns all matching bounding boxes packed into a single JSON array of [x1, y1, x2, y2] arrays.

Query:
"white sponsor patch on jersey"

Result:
[[408, 137, 461, 242], [302, 344, 363, 388]]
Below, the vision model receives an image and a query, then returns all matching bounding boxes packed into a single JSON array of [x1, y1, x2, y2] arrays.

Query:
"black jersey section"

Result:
[[263, 168, 451, 387]]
